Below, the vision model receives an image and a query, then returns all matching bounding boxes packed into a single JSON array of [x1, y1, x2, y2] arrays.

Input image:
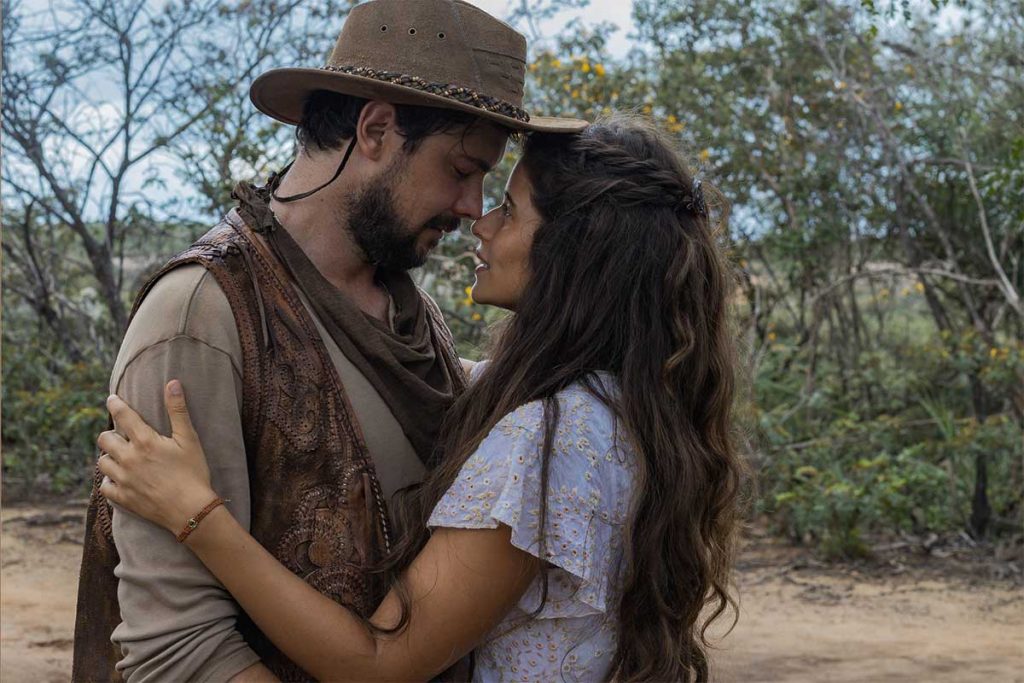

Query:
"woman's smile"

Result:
[[474, 248, 490, 273]]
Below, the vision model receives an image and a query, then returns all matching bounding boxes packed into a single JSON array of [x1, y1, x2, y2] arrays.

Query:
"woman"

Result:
[[97, 117, 746, 682]]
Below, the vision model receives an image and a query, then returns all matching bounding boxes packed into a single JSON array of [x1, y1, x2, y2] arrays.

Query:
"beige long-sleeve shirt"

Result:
[[108, 263, 425, 682]]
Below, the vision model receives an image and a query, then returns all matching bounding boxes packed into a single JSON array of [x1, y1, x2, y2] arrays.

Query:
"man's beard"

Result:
[[345, 158, 460, 271]]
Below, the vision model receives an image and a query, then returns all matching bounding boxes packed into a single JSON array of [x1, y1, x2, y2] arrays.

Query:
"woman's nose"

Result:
[[471, 206, 499, 240]]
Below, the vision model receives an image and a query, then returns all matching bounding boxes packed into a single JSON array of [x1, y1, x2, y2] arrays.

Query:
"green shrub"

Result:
[[754, 332, 1023, 558], [2, 348, 108, 495]]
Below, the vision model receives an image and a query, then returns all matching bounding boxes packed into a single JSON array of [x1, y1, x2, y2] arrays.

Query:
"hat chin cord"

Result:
[[271, 137, 357, 203]]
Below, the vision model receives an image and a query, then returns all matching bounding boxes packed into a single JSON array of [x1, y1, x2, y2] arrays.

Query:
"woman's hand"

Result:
[[97, 380, 218, 536]]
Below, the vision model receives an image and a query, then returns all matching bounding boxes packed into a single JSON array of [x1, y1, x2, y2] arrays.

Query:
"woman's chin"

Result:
[[469, 286, 516, 312], [470, 282, 490, 305]]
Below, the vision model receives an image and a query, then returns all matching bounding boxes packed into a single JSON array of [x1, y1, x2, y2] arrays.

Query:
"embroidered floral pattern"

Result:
[[428, 369, 636, 681]]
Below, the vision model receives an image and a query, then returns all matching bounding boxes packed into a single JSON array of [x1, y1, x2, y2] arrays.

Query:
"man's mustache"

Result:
[[424, 215, 462, 233]]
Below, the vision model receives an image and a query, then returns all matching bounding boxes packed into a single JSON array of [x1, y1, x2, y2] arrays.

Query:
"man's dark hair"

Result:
[[296, 90, 501, 153]]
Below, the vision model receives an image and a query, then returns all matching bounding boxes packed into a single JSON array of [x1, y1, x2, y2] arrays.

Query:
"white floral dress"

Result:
[[427, 365, 637, 682]]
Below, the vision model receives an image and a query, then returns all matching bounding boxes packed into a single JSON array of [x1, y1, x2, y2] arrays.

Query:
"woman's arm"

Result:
[[98, 381, 536, 682], [186, 509, 534, 681]]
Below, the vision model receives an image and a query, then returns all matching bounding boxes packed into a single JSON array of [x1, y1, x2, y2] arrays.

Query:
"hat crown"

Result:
[[327, 0, 527, 107]]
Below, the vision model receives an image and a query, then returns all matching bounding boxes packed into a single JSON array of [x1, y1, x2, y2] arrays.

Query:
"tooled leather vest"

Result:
[[72, 210, 464, 682]]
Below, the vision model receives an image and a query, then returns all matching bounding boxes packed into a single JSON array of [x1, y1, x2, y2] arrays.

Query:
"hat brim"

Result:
[[250, 68, 589, 134]]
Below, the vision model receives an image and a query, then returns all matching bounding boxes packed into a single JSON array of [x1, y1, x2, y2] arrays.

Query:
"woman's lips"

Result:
[[474, 248, 490, 271]]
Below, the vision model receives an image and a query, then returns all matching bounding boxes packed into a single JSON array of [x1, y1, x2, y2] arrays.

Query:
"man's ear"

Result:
[[356, 101, 399, 162]]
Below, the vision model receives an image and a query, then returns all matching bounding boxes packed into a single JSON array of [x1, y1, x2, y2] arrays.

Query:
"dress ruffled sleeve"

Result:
[[427, 390, 632, 618]]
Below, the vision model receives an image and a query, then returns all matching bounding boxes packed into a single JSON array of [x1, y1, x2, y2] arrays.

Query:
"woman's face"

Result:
[[470, 159, 543, 311]]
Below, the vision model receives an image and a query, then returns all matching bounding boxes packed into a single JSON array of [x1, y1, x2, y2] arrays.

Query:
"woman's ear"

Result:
[[356, 100, 399, 162]]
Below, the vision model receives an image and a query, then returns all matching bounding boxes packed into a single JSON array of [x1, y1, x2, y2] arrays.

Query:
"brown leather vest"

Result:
[[72, 210, 464, 682]]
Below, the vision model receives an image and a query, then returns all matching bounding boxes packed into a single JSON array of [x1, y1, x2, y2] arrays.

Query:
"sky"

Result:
[[7, 0, 969, 224], [468, 0, 638, 58]]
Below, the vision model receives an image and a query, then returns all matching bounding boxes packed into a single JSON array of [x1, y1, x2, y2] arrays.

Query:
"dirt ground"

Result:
[[2, 500, 1022, 682]]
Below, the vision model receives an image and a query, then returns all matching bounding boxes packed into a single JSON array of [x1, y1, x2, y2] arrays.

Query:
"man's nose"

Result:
[[452, 184, 484, 221]]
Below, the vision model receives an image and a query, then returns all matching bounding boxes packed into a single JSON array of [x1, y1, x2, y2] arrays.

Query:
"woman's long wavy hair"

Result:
[[380, 115, 747, 682]]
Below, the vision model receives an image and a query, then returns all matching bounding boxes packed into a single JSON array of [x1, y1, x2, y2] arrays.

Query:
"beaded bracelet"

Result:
[[176, 497, 228, 543]]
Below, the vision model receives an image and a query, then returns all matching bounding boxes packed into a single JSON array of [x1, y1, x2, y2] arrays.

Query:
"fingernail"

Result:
[[168, 380, 183, 396]]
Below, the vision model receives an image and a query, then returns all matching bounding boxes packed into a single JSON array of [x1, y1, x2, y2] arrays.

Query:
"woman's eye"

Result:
[[453, 166, 472, 179], [501, 201, 512, 217]]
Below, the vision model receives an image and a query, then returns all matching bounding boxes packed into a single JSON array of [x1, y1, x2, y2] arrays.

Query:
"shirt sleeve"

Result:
[[108, 265, 261, 682], [426, 388, 632, 619]]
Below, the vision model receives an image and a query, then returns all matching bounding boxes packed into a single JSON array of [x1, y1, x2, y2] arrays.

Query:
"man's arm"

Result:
[[229, 662, 279, 682], [109, 266, 265, 682]]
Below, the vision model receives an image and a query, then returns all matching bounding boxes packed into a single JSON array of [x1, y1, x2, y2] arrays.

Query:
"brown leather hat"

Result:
[[250, 0, 588, 133]]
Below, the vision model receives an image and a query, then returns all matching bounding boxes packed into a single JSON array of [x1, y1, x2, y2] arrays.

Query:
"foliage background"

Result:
[[3, 0, 1021, 557]]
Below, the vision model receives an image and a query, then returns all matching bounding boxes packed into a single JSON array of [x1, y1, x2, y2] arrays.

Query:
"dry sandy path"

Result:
[[2, 502, 1021, 682]]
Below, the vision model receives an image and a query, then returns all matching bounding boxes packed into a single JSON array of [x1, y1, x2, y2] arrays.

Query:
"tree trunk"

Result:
[[969, 452, 990, 540], [968, 375, 992, 539]]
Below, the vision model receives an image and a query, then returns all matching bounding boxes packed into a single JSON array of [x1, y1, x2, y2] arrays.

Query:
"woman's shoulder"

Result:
[[468, 362, 633, 473], [430, 371, 635, 586], [498, 374, 621, 435], [429, 371, 636, 616]]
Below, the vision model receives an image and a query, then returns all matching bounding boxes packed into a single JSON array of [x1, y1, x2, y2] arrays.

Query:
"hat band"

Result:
[[319, 64, 530, 123]]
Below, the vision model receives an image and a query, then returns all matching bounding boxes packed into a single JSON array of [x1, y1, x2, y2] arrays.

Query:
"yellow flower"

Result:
[[767, 332, 777, 342], [904, 64, 915, 76], [551, 58, 561, 68], [593, 63, 606, 77], [471, 312, 482, 321], [464, 286, 472, 296], [667, 114, 677, 123], [795, 466, 819, 479], [878, 287, 890, 298], [571, 89, 579, 98], [900, 287, 911, 296], [580, 60, 591, 73], [915, 282, 925, 293], [894, 101, 904, 112], [642, 103, 652, 114], [699, 148, 710, 163], [836, 80, 847, 90], [989, 347, 998, 359]]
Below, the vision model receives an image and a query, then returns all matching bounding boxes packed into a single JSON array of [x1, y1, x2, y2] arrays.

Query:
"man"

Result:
[[71, 0, 585, 680]]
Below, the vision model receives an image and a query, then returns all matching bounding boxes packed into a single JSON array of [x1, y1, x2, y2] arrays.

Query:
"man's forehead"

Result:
[[449, 121, 508, 169]]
